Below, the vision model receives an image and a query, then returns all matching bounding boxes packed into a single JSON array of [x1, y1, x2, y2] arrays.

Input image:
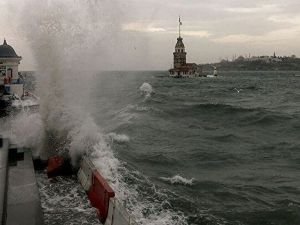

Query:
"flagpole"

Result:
[[179, 16, 181, 38]]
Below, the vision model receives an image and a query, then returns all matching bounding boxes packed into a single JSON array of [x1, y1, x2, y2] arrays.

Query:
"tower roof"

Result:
[[175, 37, 185, 48], [0, 39, 20, 58]]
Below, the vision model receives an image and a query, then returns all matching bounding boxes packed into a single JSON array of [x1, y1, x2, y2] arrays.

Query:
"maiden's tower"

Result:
[[169, 17, 202, 78]]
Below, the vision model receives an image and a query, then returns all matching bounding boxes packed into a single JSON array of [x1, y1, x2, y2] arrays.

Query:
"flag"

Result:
[[179, 17, 182, 25]]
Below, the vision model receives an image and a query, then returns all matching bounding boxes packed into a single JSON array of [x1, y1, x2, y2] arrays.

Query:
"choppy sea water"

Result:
[[35, 172, 99, 225], [1, 71, 300, 225], [89, 71, 300, 225]]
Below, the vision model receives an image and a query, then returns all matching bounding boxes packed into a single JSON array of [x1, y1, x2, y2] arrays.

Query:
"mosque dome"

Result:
[[0, 39, 20, 58]]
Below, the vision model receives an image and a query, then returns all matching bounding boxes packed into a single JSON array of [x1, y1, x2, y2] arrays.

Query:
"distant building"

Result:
[[0, 39, 22, 80], [169, 17, 202, 77], [0, 39, 23, 98], [245, 54, 282, 63]]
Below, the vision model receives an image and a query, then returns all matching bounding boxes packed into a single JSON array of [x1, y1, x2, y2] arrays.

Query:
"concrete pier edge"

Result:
[[0, 136, 44, 225]]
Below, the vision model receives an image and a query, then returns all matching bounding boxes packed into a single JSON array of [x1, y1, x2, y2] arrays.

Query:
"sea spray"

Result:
[[17, 0, 129, 200], [108, 132, 130, 143], [18, 0, 121, 157], [8, 112, 45, 157], [159, 175, 195, 186], [12, 1, 190, 224], [140, 82, 153, 99]]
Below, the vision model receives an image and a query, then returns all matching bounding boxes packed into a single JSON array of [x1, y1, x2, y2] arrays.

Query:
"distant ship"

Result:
[[169, 17, 202, 78], [0, 39, 38, 110]]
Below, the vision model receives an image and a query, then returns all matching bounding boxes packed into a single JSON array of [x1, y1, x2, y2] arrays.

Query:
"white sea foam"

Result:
[[138, 211, 187, 225], [36, 173, 99, 224], [91, 140, 121, 184], [160, 175, 195, 186], [135, 106, 150, 111], [108, 132, 130, 143], [11, 99, 39, 108], [113, 169, 189, 225], [139, 82, 153, 98]]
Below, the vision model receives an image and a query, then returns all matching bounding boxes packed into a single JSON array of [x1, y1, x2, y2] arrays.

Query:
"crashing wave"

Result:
[[160, 175, 195, 186], [107, 132, 130, 143], [139, 82, 153, 98]]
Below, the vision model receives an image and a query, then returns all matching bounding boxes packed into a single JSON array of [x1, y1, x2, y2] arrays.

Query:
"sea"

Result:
[[1, 71, 300, 225]]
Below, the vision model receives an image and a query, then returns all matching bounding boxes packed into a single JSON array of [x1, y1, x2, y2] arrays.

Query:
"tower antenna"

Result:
[[179, 16, 182, 38]]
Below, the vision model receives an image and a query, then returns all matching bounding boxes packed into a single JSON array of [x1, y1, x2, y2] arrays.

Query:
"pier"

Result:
[[0, 136, 43, 225], [0, 136, 138, 225]]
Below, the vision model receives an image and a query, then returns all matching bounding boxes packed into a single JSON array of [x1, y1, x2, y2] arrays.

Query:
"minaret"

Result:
[[173, 17, 186, 69]]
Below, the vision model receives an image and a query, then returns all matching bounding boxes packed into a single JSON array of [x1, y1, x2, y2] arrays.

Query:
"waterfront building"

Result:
[[0, 39, 23, 98]]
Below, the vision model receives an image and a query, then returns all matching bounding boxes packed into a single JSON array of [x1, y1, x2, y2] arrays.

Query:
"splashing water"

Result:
[[11, 98, 39, 109], [17, 0, 127, 159], [1, 1, 191, 224], [139, 82, 153, 99], [160, 175, 195, 186], [1, 112, 45, 158], [108, 132, 130, 143], [11, 94, 25, 112]]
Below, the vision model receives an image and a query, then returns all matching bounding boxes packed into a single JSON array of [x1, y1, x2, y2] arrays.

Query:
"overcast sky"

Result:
[[1, 0, 300, 70]]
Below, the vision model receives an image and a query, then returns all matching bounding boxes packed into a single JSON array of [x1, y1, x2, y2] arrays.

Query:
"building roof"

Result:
[[186, 63, 197, 66], [0, 39, 20, 58], [175, 37, 185, 48]]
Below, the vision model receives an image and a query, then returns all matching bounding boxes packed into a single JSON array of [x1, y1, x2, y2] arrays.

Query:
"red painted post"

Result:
[[88, 171, 115, 223], [46, 156, 64, 178]]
